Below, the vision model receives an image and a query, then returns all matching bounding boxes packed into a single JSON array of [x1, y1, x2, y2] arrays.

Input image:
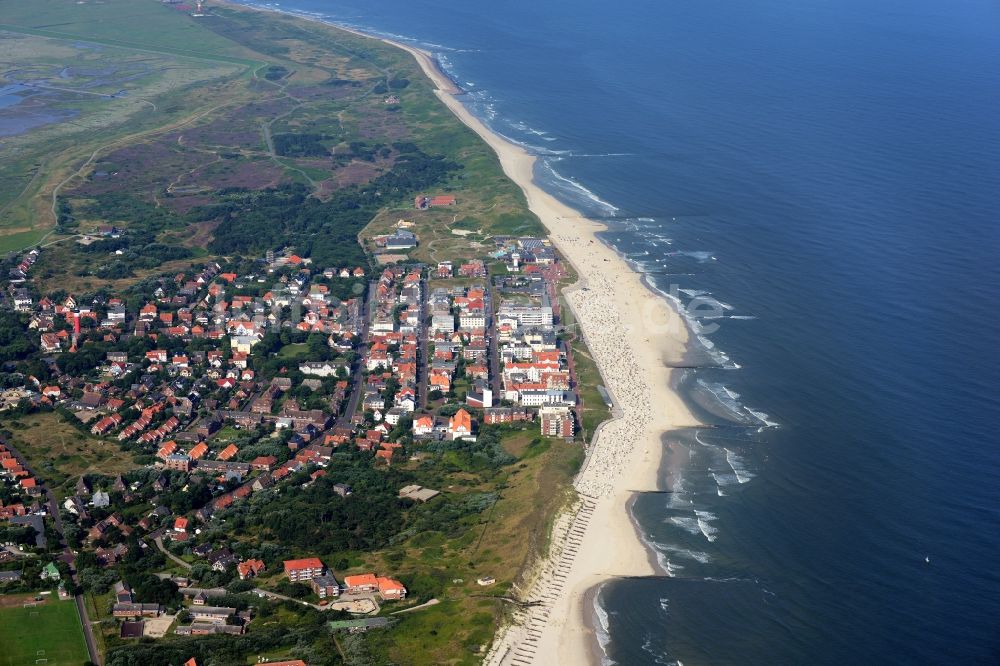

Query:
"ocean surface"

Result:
[[245, 1, 1000, 662]]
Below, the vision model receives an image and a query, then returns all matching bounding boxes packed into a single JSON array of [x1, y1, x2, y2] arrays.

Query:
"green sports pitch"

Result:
[[0, 599, 90, 665]]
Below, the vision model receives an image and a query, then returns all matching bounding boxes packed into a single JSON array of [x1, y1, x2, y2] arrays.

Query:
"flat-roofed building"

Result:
[[311, 573, 341, 599]]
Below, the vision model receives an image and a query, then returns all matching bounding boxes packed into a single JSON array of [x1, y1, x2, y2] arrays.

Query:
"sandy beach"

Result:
[[228, 4, 701, 661], [372, 37, 703, 666]]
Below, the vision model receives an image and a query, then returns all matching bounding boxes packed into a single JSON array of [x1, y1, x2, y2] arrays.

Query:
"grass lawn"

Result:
[[0, 598, 89, 666], [276, 342, 309, 359], [4, 411, 137, 498], [0, 0, 258, 63]]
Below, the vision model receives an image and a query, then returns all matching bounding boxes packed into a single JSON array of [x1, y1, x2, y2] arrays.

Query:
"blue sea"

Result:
[[246, 0, 1000, 662]]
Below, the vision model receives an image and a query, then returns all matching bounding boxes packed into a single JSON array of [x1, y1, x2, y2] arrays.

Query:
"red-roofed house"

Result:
[[217, 444, 238, 461], [412, 415, 434, 436], [283, 557, 324, 582], [376, 576, 407, 600], [448, 408, 473, 440], [157, 440, 178, 459], [237, 559, 266, 580], [251, 455, 277, 471], [343, 573, 379, 593]]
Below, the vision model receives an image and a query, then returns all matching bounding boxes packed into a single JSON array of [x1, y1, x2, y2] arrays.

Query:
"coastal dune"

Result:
[[376, 39, 703, 665]]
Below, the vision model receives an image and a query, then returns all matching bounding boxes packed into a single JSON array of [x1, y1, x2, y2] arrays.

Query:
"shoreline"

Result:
[[223, 3, 703, 663], [383, 35, 704, 666]]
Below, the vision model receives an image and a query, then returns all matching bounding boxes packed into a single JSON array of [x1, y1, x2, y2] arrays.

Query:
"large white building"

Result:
[[459, 314, 486, 330], [517, 388, 569, 407], [299, 360, 347, 377], [497, 303, 553, 329]]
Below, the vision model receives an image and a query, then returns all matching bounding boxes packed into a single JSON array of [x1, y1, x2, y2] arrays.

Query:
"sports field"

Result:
[[0, 598, 90, 666]]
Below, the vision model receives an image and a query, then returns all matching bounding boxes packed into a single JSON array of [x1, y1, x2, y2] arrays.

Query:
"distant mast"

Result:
[[70, 312, 81, 352]]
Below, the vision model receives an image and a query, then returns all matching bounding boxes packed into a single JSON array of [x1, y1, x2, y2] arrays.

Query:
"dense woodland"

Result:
[[272, 132, 334, 158], [224, 467, 496, 556], [53, 194, 194, 279], [0, 311, 35, 362], [206, 143, 458, 268]]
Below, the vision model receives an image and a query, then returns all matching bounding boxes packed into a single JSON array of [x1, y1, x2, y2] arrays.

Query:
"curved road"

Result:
[[153, 535, 192, 570]]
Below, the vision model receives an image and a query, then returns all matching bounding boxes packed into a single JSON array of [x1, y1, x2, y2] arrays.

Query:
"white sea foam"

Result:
[[712, 470, 738, 489], [667, 491, 689, 509], [694, 296, 734, 312], [507, 119, 552, 139], [695, 510, 719, 542], [641, 633, 675, 666], [658, 542, 712, 564], [696, 380, 743, 413], [641, 283, 741, 370], [668, 515, 701, 535], [539, 160, 620, 213], [672, 250, 714, 262], [592, 585, 616, 666], [567, 152, 634, 157], [747, 409, 779, 427], [725, 448, 755, 484]]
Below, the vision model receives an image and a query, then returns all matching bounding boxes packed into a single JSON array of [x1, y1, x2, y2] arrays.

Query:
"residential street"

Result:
[[485, 271, 502, 398], [337, 280, 373, 427], [417, 277, 429, 409]]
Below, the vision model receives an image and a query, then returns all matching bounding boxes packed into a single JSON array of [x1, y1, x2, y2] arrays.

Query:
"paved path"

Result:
[[252, 588, 381, 614], [252, 587, 326, 610], [154, 536, 192, 570], [390, 598, 439, 614], [179, 586, 227, 597], [75, 592, 101, 664]]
